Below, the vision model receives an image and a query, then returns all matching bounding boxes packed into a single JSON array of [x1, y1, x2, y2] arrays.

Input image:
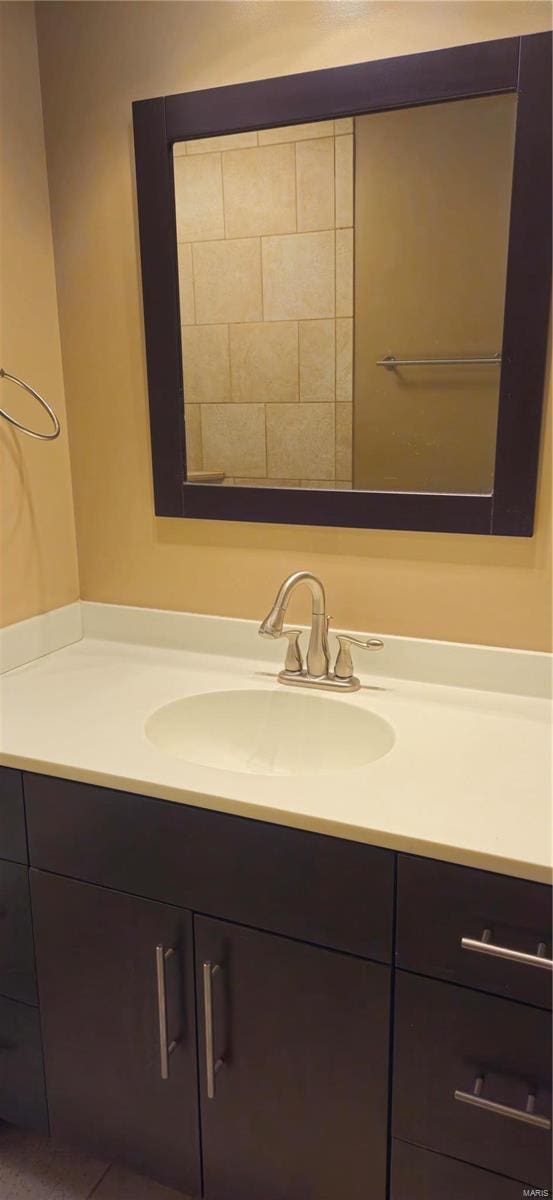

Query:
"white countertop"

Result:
[[0, 604, 551, 884]]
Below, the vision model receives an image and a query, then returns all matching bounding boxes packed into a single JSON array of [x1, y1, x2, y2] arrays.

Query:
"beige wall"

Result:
[[0, 1, 79, 629], [35, 1, 552, 650], [175, 119, 354, 488]]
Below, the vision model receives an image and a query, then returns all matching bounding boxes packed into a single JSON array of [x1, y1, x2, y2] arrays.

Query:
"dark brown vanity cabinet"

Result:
[[195, 915, 390, 1200], [30, 870, 201, 1195], [5, 769, 552, 1198]]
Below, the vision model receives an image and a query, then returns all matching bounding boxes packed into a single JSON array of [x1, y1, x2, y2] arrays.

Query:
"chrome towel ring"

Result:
[[0, 368, 61, 441]]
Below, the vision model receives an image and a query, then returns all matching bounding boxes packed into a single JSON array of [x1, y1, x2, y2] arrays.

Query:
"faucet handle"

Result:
[[281, 629, 304, 674], [334, 634, 384, 681]]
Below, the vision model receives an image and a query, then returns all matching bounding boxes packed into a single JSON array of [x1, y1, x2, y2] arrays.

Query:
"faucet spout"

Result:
[[258, 603, 286, 640], [259, 571, 330, 677]]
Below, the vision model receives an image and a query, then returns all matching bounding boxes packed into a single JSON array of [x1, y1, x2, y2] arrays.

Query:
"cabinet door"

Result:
[[0, 994, 48, 1133], [195, 915, 390, 1200], [0, 768, 27, 863], [31, 870, 200, 1195], [0, 859, 37, 1004]]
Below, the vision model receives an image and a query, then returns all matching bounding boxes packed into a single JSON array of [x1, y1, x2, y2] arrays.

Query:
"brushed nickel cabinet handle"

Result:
[[155, 944, 178, 1080], [454, 1075, 551, 1130], [203, 961, 224, 1100], [461, 928, 553, 971]]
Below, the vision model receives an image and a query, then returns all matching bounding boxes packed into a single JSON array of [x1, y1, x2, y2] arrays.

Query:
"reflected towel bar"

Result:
[[376, 353, 502, 370]]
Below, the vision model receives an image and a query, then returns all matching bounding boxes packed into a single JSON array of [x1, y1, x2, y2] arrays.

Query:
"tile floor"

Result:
[[0, 1126, 191, 1200]]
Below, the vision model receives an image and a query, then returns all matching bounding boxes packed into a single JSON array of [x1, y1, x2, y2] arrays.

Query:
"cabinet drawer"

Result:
[[391, 1140, 524, 1199], [0, 860, 37, 1004], [0, 768, 27, 864], [0, 994, 48, 1133], [397, 855, 552, 1008], [24, 773, 394, 960], [393, 972, 552, 1187]]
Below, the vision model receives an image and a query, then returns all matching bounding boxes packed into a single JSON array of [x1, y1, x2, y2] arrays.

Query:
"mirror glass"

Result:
[[173, 94, 517, 493]]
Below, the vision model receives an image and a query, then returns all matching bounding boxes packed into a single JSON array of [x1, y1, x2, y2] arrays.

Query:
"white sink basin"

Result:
[[145, 688, 394, 777]]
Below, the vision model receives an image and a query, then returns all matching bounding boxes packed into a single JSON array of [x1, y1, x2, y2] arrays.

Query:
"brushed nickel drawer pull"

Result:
[[203, 961, 224, 1100], [155, 944, 178, 1080], [461, 928, 553, 971], [454, 1075, 551, 1130]]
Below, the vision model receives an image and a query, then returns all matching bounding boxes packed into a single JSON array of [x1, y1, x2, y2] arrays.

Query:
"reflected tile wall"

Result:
[[174, 120, 354, 484]]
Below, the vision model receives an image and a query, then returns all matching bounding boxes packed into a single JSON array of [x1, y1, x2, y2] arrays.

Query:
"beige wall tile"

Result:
[[201, 403, 266, 476], [182, 325, 230, 405], [336, 317, 353, 403], [336, 480, 353, 488], [258, 120, 334, 145], [177, 244, 195, 325], [335, 134, 353, 227], [336, 227, 353, 318], [334, 117, 353, 134], [336, 401, 353, 479], [299, 319, 335, 403], [174, 153, 224, 242], [183, 131, 258, 155], [262, 231, 335, 321], [266, 402, 335, 479], [185, 404, 202, 473], [193, 238, 262, 324], [222, 144, 296, 238], [230, 321, 298, 403], [296, 137, 334, 232]]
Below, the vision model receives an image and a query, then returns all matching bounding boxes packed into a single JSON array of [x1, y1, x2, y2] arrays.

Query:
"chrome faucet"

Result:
[[259, 571, 383, 692]]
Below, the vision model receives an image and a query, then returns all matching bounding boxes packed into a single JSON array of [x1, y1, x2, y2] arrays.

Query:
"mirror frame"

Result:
[[132, 32, 551, 535]]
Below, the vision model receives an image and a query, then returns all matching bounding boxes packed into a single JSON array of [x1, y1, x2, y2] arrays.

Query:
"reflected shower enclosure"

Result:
[[173, 94, 517, 495], [354, 94, 516, 494]]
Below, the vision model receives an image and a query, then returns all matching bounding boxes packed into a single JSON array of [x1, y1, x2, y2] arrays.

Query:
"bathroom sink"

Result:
[[145, 688, 394, 777]]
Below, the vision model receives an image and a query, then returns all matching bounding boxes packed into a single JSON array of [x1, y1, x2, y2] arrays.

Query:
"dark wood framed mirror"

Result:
[[132, 32, 551, 535]]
